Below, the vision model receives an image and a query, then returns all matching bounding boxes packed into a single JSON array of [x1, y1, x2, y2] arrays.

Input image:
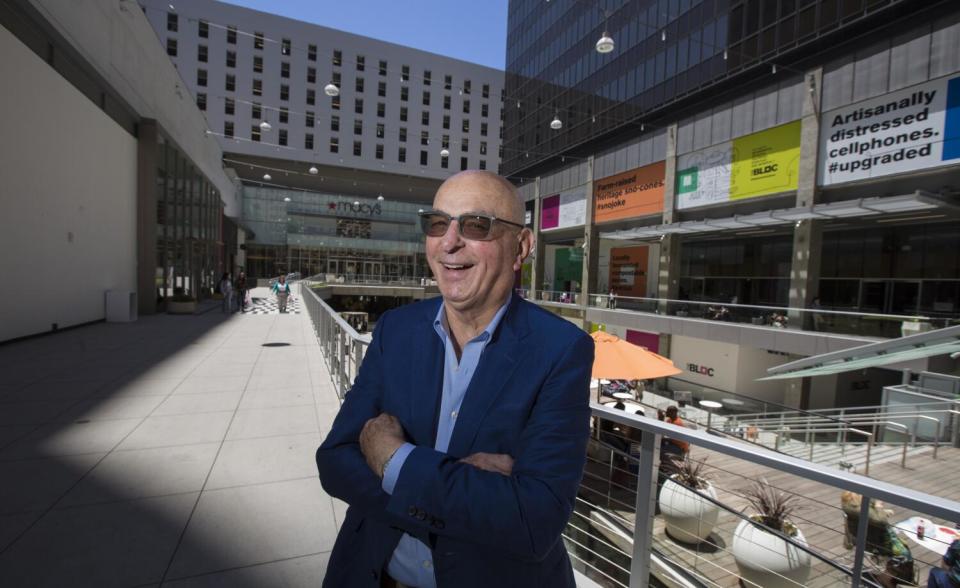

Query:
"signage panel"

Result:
[[594, 161, 665, 223], [609, 246, 649, 297]]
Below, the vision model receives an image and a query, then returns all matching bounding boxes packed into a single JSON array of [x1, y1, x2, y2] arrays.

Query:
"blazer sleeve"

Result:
[[315, 313, 391, 515], [384, 332, 594, 561]]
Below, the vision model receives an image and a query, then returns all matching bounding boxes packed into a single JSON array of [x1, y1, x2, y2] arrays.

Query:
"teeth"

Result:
[[443, 263, 469, 270]]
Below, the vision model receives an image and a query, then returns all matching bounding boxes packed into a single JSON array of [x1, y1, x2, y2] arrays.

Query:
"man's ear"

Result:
[[513, 229, 534, 271]]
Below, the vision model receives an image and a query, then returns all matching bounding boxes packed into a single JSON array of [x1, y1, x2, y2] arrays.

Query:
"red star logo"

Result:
[[328, 203, 337, 210]]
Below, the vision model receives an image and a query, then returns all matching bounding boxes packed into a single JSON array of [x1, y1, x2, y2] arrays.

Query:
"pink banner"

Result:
[[626, 329, 659, 353], [540, 194, 559, 229]]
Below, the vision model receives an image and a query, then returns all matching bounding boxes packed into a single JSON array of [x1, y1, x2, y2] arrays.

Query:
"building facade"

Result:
[[505, 0, 960, 409]]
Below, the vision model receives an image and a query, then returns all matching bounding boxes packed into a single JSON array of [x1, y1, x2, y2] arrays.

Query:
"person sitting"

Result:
[[662, 406, 690, 458], [928, 539, 960, 588], [841, 491, 914, 587]]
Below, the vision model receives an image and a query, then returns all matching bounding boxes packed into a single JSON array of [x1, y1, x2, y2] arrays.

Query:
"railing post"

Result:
[[851, 496, 872, 588], [934, 420, 941, 459], [864, 433, 873, 476], [629, 431, 660, 588], [902, 430, 910, 468]]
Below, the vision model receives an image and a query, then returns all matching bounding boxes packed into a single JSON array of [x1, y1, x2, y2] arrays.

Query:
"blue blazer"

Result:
[[316, 294, 594, 587]]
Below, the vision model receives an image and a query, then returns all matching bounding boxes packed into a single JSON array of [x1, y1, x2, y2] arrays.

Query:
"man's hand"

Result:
[[359, 413, 406, 478], [459, 452, 514, 476]]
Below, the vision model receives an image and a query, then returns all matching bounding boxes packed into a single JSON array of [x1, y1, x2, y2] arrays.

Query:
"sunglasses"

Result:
[[418, 210, 525, 241]]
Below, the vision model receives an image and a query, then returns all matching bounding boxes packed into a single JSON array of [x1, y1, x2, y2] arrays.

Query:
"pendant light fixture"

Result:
[[324, 83, 340, 97]]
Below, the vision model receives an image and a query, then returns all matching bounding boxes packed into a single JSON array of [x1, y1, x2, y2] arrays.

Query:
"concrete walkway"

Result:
[[0, 287, 345, 587]]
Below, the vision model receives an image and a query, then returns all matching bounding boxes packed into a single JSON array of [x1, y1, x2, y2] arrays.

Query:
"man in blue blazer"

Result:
[[317, 170, 594, 587]]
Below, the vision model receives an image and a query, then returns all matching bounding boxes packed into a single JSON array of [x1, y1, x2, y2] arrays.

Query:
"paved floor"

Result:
[[0, 286, 345, 587]]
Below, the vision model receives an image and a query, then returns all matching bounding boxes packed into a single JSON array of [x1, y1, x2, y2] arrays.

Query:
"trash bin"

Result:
[[106, 290, 137, 322]]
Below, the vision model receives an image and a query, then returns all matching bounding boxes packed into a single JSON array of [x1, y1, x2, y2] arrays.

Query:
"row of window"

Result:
[[165, 12, 492, 97]]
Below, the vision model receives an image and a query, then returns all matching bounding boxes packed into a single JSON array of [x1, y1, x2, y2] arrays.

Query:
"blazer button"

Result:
[[416, 510, 427, 521], [408, 506, 418, 517]]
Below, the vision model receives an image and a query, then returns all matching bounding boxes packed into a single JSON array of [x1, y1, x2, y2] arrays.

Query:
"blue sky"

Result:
[[222, 1, 509, 69]]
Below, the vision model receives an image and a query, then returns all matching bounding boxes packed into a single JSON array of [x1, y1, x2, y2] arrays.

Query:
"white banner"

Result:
[[676, 142, 732, 209], [818, 74, 960, 185], [558, 188, 586, 228]]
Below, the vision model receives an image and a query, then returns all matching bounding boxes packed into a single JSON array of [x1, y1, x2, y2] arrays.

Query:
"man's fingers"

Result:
[[459, 452, 514, 476]]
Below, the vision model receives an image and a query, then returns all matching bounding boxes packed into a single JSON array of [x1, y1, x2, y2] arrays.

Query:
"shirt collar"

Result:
[[433, 295, 512, 344]]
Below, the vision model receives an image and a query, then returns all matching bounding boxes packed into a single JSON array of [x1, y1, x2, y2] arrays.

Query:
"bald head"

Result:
[[435, 170, 524, 225]]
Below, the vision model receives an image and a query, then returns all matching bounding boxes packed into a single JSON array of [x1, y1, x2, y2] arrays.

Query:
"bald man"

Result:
[[317, 171, 594, 587]]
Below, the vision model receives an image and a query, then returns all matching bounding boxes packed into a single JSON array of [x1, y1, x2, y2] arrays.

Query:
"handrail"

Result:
[[301, 283, 370, 399]]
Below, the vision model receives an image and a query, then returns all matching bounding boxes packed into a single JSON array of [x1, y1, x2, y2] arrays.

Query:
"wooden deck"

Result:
[[577, 441, 960, 587]]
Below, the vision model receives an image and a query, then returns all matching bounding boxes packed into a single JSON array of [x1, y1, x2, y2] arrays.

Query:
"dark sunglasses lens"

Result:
[[420, 214, 450, 237], [460, 216, 493, 239]]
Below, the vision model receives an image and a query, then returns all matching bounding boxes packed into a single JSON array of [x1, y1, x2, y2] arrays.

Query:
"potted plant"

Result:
[[732, 479, 811, 588], [658, 456, 720, 544], [167, 287, 197, 314]]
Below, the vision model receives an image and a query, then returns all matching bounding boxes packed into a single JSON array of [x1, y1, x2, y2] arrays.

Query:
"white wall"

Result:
[[0, 26, 137, 341]]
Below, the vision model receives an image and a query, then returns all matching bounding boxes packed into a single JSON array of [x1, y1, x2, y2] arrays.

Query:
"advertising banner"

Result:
[[553, 247, 583, 290], [540, 189, 586, 230], [593, 161, 665, 223], [819, 74, 960, 185], [677, 121, 801, 209], [540, 194, 560, 229], [609, 246, 649, 297]]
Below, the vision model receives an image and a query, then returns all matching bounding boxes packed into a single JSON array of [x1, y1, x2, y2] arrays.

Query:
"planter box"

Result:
[[732, 518, 811, 588], [659, 476, 719, 544], [167, 300, 197, 314]]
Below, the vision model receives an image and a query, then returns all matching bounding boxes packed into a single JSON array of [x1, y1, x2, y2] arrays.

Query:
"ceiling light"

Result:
[[440, 148, 450, 157], [661, 30, 666, 42], [550, 115, 562, 130], [377, 194, 385, 201], [723, 49, 728, 60], [259, 120, 271, 132], [263, 173, 271, 181], [772, 64, 777, 74], [324, 83, 340, 97], [353, 201, 360, 206], [308, 165, 318, 175], [595, 32, 615, 54], [283, 197, 291, 202]]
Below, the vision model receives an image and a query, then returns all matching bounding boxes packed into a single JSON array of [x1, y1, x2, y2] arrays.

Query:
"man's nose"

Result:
[[439, 220, 465, 250]]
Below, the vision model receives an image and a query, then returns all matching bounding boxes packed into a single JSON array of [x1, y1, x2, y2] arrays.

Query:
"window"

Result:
[[225, 74, 235, 92], [280, 84, 289, 101], [443, 115, 450, 129], [224, 121, 234, 137], [463, 80, 471, 94], [305, 133, 314, 149], [356, 77, 364, 92], [376, 123, 384, 138], [460, 156, 468, 170], [479, 141, 487, 155], [308, 44, 316, 61], [422, 91, 430, 106], [354, 119, 363, 135], [443, 95, 451, 110], [225, 97, 235, 115], [377, 102, 385, 117], [479, 159, 486, 170], [281, 62, 290, 78], [330, 115, 340, 131], [398, 147, 406, 162], [353, 141, 362, 156], [254, 32, 264, 50], [441, 155, 448, 169], [281, 38, 291, 56], [331, 95, 340, 110], [400, 87, 408, 102], [166, 38, 177, 57], [279, 129, 288, 146], [333, 49, 342, 67], [167, 12, 177, 32], [399, 127, 407, 142], [356, 55, 365, 71], [480, 122, 487, 136], [252, 78, 262, 96], [279, 107, 289, 124], [379, 60, 387, 75], [251, 126, 261, 141], [481, 103, 488, 117], [421, 111, 430, 125], [307, 67, 316, 83], [306, 111, 315, 127], [482, 83, 489, 98], [197, 45, 208, 62], [378, 81, 386, 97], [462, 119, 469, 133], [463, 100, 470, 114], [332, 71, 341, 85], [420, 150, 428, 165], [196, 93, 206, 110], [401, 65, 410, 82], [253, 55, 263, 73], [330, 137, 339, 153], [424, 70, 432, 86], [421, 130, 429, 146], [354, 99, 363, 114], [442, 135, 449, 148], [197, 69, 207, 87], [462, 138, 469, 152], [227, 26, 237, 44], [307, 89, 316, 106], [400, 107, 407, 122], [198, 20, 208, 38], [444, 74, 452, 90], [226, 50, 236, 68], [251, 102, 262, 119], [376, 144, 384, 159]]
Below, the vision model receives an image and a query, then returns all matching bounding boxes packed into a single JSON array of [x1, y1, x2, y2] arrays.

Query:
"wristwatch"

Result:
[[380, 446, 400, 479]]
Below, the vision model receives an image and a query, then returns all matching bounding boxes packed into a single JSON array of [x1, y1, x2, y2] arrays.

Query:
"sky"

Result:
[[222, 0, 509, 69]]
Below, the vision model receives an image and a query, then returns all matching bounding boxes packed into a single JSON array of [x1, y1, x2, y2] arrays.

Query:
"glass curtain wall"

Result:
[[155, 137, 223, 302], [678, 234, 793, 306]]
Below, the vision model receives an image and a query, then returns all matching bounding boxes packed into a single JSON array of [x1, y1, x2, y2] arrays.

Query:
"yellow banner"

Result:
[[730, 121, 801, 200]]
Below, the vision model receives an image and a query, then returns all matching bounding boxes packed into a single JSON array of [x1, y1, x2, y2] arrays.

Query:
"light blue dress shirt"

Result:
[[380, 299, 511, 588]]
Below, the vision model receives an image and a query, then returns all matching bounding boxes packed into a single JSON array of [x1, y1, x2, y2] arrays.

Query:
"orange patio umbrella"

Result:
[[590, 331, 682, 380]]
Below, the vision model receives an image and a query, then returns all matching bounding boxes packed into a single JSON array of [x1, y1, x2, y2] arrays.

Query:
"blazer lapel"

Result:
[[447, 296, 529, 458], [406, 301, 444, 447]]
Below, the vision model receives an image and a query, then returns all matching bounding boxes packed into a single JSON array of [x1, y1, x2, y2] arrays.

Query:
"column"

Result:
[[658, 123, 681, 356], [137, 120, 159, 315], [530, 177, 545, 301], [579, 156, 598, 310]]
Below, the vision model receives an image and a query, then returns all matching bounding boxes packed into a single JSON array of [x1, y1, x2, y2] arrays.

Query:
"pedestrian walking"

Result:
[[218, 272, 233, 313], [235, 271, 247, 312], [272, 274, 291, 313]]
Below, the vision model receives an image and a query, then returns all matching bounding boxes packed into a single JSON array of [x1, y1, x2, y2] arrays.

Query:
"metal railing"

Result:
[[304, 272, 436, 287], [301, 283, 370, 400]]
